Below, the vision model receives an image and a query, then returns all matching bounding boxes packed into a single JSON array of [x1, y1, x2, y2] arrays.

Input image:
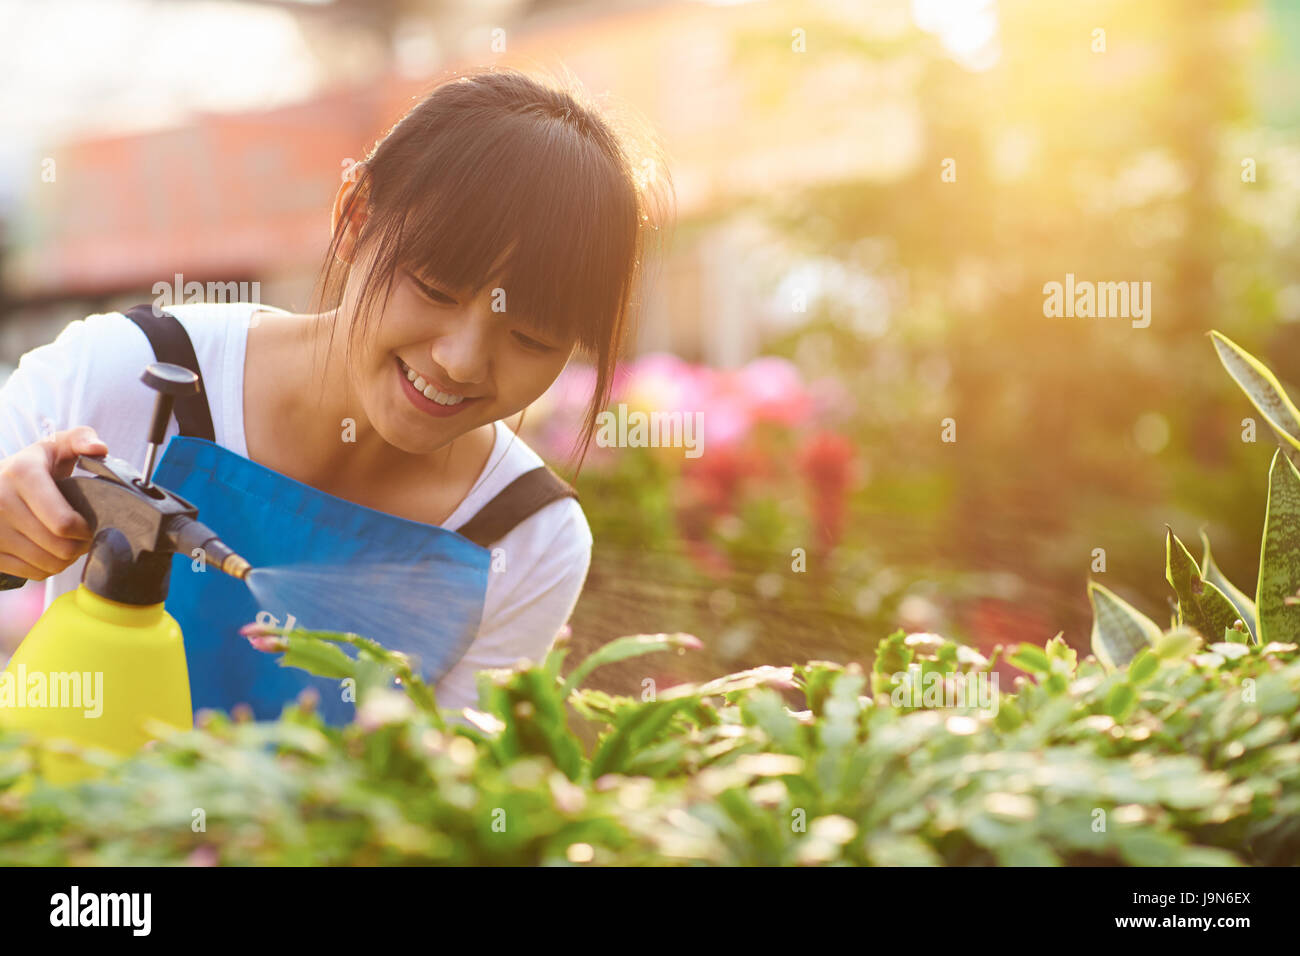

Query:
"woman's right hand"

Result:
[[0, 426, 108, 580]]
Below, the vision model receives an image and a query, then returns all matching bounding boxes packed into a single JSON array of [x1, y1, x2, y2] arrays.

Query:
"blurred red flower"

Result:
[[683, 443, 764, 515], [798, 430, 858, 554]]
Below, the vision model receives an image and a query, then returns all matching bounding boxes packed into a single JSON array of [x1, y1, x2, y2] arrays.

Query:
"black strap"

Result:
[[121, 303, 216, 441], [455, 466, 579, 548], [121, 300, 573, 544]]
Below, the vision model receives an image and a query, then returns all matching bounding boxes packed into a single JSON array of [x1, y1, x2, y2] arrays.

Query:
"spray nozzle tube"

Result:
[[166, 515, 253, 581]]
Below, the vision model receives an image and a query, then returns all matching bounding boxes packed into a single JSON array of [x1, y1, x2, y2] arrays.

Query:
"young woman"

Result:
[[0, 67, 671, 718]]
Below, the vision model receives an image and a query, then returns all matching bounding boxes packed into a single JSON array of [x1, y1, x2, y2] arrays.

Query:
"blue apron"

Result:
[[118, 302, 578, 728], [152, 435, 490, 726]]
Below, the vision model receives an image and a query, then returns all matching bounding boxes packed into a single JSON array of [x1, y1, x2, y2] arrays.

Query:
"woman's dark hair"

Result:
[[309, 65, 674, 474]]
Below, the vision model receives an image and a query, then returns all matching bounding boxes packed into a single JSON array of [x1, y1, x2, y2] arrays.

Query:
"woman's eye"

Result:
[[512, 330, 555, 352], [409, 272, 457, 305]]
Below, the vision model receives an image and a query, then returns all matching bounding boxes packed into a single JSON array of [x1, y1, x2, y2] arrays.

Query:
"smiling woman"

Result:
[[314, 66, 676, 472], [0, 64, 676, 725]]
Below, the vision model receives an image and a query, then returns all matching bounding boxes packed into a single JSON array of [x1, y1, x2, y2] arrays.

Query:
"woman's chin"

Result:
[[376, 408, 479, 456]]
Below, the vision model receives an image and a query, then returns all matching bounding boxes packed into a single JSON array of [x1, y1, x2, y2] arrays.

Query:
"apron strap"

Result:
[[121, 303, 217, 442], [120, 300, 573, 547], [454, 466, 579, 548]]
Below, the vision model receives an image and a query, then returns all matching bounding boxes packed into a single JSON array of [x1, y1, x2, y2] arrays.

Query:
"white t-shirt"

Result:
[[0, 301, 592, 715]]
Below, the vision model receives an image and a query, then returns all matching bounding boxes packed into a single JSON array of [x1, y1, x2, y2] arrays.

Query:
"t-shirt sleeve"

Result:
[[433, 497, 594, 715], [0, 315, 94, 460], [0, 312, 157, 464]]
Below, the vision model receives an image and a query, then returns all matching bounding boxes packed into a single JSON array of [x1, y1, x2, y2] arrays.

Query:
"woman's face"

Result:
[[338, 241, 577, 456]]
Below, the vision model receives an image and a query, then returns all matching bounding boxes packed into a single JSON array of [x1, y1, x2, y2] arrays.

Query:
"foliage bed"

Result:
[[4, 331, 1300, 866], [1, 621, 1296, 866]]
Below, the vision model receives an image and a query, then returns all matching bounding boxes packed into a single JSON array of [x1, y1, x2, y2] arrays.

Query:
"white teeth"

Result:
[[424, 384, 464, 405], [399, 359, 465, 405]]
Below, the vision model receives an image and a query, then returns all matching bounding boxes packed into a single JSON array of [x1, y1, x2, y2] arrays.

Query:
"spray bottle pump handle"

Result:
[[139, 362, 200, 487]]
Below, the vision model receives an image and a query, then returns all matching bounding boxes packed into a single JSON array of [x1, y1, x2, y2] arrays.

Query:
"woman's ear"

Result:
[[331, 171, 372, 264]]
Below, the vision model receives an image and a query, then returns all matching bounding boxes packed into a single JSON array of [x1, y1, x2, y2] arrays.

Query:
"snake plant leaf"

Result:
[[1256, 448, 1300, 644], [1198, 529, 1256, 642], [1209, 330, 1300, 456], [1088, 580, 1162, 671], [1166, 528, 1243, 644]]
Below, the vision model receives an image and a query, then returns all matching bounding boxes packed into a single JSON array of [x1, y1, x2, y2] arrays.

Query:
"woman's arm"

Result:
[[0, 316, 93, 460]]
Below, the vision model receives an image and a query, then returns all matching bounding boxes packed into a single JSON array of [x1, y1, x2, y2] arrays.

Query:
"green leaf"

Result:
[[794, 661, 844, 717], [1007, 643, 1051, 675], [1256, 448, 1300, 644], [1153, 626, 1202, 660], [560, 633, 701, 699], [589, 698, 695, 777], [739, 689, 802, 751], [514, 669, 584, 780], [1223, 622, 1250, 644], [1198, 529, 1256, 642], [1165, 528, 1242, 645], [1103, 682, 1138, 722], [278, 635, 357, 681], [872, 630, 912, 676], [687, 665, 797, 699], [993, 699, 1024, 732], [1128, 648, 1159, 684], [1209, 330, 1300, 455], [1044, 634, 1077, 675], [1087, 581, 1162, 671]]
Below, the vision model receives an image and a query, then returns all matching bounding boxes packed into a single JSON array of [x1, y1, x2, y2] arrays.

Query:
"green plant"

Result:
[[4, 332, 1300, 865], [2, 614, 1297, 865], [1088, 331, 1300, 670]]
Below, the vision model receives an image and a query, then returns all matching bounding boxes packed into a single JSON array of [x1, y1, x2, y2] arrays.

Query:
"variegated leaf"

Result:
[[1256, 448, 1300, 644], [1166, 528, 1241, 644], [1210, 330, 1300, 457], [1198, 529, 1256, 642], [1088, 580, 1162, 670]]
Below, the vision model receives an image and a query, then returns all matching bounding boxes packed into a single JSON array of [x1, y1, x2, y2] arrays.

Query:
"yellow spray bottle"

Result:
[[0, 362, 252, 785]]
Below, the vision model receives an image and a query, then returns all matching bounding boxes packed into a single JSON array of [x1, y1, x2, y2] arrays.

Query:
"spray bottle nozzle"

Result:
[[166, 515, 253, 581], [0, 362, 253, 603]]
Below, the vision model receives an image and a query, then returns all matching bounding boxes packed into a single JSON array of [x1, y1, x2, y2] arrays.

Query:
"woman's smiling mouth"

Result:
[[396, 356, 483, 417]]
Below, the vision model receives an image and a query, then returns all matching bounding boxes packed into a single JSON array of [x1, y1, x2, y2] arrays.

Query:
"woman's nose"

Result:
[[429, 316, 490, 387]]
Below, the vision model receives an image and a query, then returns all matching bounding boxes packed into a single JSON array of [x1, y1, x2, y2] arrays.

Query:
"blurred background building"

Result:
[[0, 0, 908, 374]]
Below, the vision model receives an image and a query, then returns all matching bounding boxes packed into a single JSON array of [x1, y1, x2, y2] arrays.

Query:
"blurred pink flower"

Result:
[[700, 390, 751, 450], [239, 622, 288, 653], [0, 585, 44, 651], [524, 352, 826, 465], [549, 363, 598, 412], [621, 352, 709, 415], [734, 356, 813, 426], [186, 845, 220, 867], [528, 363, 602, 463]]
